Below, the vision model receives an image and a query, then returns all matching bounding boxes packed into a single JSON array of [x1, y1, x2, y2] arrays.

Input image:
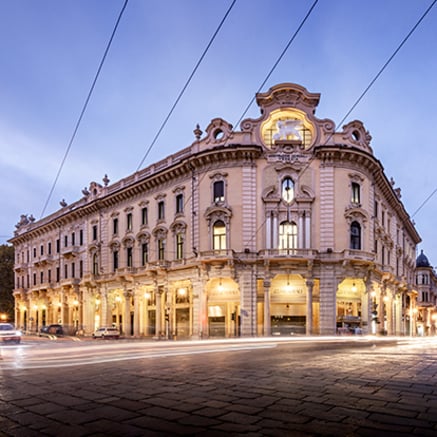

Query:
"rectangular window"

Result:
[[56, 239, 60, 253], [33, 273, 36, 286], [48, 242, 52, 255], [351, 182, 360, 204], [64, 235, 68, 247], [127, 212, 133, 231], [141, 207, 148, 226], [92, 225, 98, 241], [142, 243, 148, 265], [176, 234, 184, 259], [158, 201, 165, 220], [71, 232, 75, 246], [158, 239, 165, 260], [48, 269, 51, 283], [79, 260, 83, 278], [176, 194, 184, 214], [79, 229, 84, 245], [64, 264, 68, 279], [56, 267, 60, 282], [40, 271, 44, 284], [113, 251, 119, 271], [40, 245, 44, 256], [127, 247, 133, 267], [113, 218, 119, 235], [71, 262, 75, 278], [213, 180, 225, 203], [33, 247, 36, 258]]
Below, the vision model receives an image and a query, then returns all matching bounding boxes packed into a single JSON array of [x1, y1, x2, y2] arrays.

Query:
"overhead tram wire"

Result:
[[40, 0, 129, 219], [333, 0, 437, 134], [412, 187, 437, 218], [135, 0, 237, 172]]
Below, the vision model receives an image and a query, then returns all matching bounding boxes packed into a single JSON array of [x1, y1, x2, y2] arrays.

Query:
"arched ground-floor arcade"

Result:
[[13, 266, 420, 338]]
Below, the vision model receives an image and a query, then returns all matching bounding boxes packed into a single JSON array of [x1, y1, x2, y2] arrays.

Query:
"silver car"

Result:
[[92, 327, 120, 339], [0, 323, 22, 344]]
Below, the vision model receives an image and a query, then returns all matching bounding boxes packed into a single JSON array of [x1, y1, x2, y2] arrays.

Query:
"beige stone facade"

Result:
[[10, 83, 421, 338]]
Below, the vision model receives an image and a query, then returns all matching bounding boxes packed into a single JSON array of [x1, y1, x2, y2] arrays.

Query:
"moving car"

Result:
[[92, 327, 120, 339], [39, 324, 64, 337], [0, 323, 22, 344]]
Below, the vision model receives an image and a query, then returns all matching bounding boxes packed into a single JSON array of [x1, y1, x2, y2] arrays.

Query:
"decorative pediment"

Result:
[[122, 236, 135, 248], [204, 118, 234, 144], [136, 231, 150, 244], [341, 120, 373, 153], [204, 205, 232, 223], [170, 220, 187, 234], [344, 206, 369, 225], [152, 226, 168, 239]]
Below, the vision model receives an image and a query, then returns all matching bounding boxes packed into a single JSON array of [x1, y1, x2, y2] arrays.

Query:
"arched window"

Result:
[[281, 177, 295, 204], [279, 221, 298, 250], [213, 220, 226, 250], [350, 221, 361, 250]]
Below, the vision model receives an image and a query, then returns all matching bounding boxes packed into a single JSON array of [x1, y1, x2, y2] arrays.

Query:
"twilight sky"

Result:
[[1, 0, 436, 265]]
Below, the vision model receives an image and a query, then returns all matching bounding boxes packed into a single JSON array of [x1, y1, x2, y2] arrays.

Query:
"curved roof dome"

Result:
[[416, 250, 431, 268]]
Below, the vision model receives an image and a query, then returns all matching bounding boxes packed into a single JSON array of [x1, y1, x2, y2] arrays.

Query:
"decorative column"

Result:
[[155, 286, 162, 339], [133, 290, 140, 337], [306, 279, 314, 335], [263, 279, 271, 336], [266, 214, 272, 249], [123, 290, 131, 336], [305, 213, 311, 249], [319, 267, 338, 335]]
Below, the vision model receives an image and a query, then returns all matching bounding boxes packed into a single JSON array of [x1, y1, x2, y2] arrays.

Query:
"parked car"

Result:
[[0, 323, 22, 344], [92, 327, 120, 339], [39, 324, 64, 337]]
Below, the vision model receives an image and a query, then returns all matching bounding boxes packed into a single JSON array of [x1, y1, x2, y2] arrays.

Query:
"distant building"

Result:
[[415, 250, 437, 336], [10, 83, 423, 337]]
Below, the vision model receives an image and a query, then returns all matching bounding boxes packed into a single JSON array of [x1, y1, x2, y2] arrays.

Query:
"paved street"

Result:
[[1, 336, 437, 436]]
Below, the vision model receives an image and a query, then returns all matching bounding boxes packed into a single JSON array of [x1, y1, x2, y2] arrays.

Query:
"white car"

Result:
[[92, 327, 120, 339], [0, 323, 22, 344]]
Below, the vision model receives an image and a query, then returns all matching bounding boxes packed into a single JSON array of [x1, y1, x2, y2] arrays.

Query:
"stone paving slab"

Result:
[[1, 338, 437, 435]]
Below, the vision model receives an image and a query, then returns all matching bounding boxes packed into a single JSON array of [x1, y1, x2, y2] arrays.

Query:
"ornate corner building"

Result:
[[10, 83, 426, 338]]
